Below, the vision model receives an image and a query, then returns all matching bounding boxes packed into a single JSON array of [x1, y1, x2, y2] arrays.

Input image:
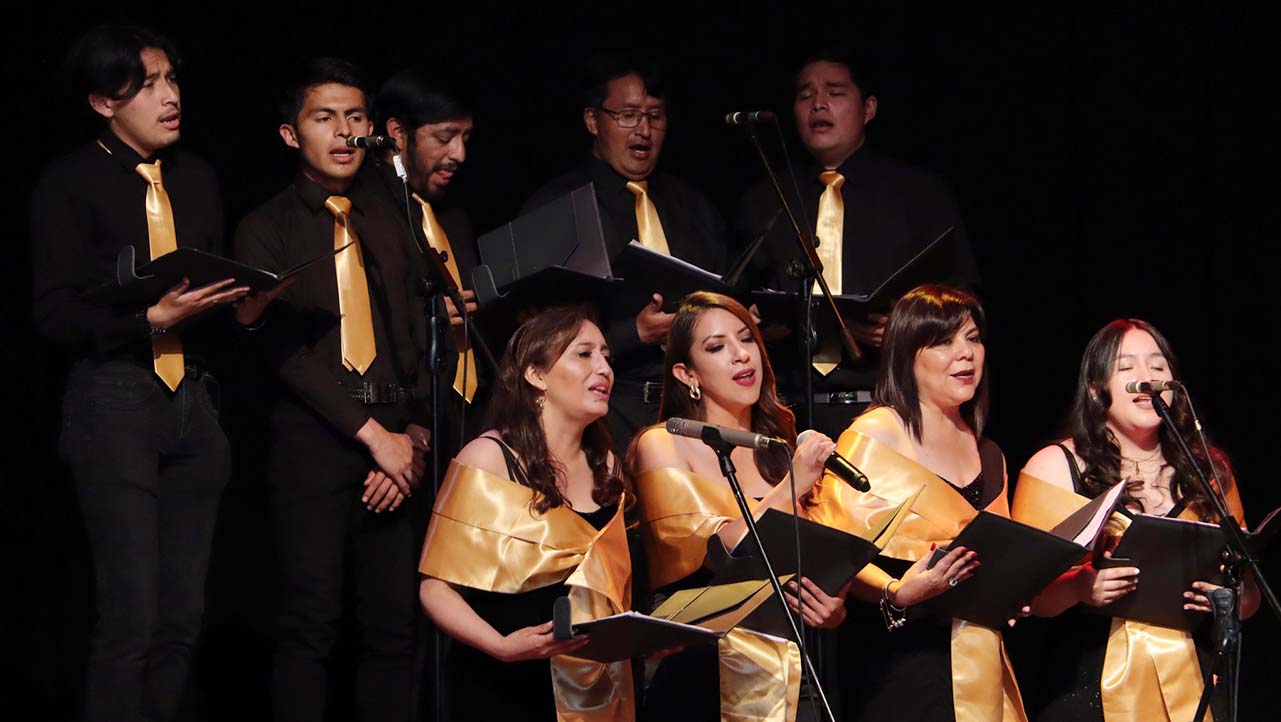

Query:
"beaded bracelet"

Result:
[[880, 577, 908, 631]]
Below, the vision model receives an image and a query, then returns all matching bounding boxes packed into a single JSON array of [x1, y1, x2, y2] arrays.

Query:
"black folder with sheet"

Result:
[[923, 481, 1126, 629], [552, 604, 724, 663]]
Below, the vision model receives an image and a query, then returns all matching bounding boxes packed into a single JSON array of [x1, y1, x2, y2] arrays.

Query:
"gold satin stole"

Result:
[[419, 461, 634, 722], [635, 467, 804, 722], [1013, 471, 1247, 722], [808, 430, 1029, 722]]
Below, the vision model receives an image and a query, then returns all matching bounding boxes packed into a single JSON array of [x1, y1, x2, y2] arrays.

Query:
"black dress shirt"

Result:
[[31, 131, 224, 364], [735, 149, 979, 390], [234, 174, 429, 438], [361, 159, 480, 282], [522, 156, 728, 377]]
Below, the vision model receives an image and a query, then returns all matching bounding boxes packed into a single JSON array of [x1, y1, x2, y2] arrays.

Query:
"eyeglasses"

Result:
[[594, 106, 668, 129]]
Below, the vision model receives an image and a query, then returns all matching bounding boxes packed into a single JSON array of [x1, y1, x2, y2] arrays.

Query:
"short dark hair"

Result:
[[278, 57, 367, 126], [793, 47, 878, 100], [373, 67, 472, 136], [64, 24, 180, 102], [873, 284, 989, 441], [581, 54, 667, 109]]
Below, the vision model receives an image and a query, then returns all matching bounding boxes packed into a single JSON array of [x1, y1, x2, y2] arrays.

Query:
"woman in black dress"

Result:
[[816, 284, 1027, 722], [1017, 318, 1259, 721], [418, 306, 635, 722]]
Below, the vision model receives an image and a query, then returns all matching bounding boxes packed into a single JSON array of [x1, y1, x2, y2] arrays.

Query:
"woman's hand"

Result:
[[790, 432, 837, 496], [1077, 557, 1140, 607], [890, 545, 979, 607], [785, 577, 852, 628], [494, 621, 590, 662]]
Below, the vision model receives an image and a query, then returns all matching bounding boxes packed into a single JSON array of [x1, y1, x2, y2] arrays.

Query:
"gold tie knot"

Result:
[[625, 180, 649, 196], [819, 170, 844, 190], [325, 195, 352, 218], [135, 160, 163, 185]]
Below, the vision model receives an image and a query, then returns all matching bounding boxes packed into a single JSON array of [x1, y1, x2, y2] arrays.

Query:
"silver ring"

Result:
[[948, 577, 959, 587]]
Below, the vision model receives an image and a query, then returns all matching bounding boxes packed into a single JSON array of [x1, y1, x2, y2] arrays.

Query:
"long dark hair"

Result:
[[650, 292, 796, 483], [1065, 319, 1228, 520], [873, 284, 990, 441], [482, 306, 624, 513]]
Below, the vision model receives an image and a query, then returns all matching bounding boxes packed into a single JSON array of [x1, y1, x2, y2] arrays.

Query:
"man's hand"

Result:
[[355, 418, 416, 495], [636, 293, 675, 345], [233, 276, 296, 326], [362, 471, 407, 512], [405, 423, 432, 487], [444, 290, 478, 328], [147, 277, 250, 329], [848, 312, 890, 349]]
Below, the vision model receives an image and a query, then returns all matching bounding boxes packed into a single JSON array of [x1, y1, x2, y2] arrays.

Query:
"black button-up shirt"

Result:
[[31, 131, 224, 364], [234, 174, 428, 438]]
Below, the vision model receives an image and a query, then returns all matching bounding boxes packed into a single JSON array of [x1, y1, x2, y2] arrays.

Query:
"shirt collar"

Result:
[[292, 172, 365, 216], [97, 130, 175, 173]]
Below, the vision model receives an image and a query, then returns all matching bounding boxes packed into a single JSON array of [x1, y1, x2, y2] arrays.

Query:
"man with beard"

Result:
[[367, 67, 483, 459], [233, 57, 429, 722], [735, 49, 979, 439], [31, 25, 249, 722], [522, 56, 727, 456]]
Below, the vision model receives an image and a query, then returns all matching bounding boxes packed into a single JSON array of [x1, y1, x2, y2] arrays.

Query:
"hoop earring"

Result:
[[689, 383, 701, 401]]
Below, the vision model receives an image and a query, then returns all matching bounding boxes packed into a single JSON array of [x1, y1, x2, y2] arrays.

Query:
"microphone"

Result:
[[798, 429, 871, 492], [724, 110, 776, 126], [345, 135, 398, 151], [666, 417, 786, 450], [1124, 380, 1182, 394]]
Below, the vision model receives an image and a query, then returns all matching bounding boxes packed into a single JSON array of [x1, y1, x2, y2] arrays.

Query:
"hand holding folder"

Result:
[[922, 481, 1127, 629]]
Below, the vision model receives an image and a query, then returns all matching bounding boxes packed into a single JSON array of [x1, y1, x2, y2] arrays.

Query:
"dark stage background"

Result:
[[11, 4, 1281, 720]]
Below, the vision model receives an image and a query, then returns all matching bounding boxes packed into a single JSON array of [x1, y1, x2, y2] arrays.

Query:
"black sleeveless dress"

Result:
[[1030, 444, 1219, 722], [836, 437, 1008, 722], [446, 437, 616, 722]]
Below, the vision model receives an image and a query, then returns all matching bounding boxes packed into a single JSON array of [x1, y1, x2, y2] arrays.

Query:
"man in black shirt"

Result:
[[736, 50, 979, 438], [233, 58, 428, 722], [31, 26, 247, 722], [523, 56, 727, 455], [367, 67, 483, 460]]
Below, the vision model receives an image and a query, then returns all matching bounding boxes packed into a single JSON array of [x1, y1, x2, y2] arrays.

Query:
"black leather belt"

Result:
[[780, 390, 873, 407], [342, 381, 417, 405]]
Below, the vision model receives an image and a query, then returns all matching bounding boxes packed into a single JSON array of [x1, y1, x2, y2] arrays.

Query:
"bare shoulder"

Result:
[[632, 426, 685, 473], [847, 406, 912, 455], [1020, 440, 1076, 492], [454, 433, 511, 479]]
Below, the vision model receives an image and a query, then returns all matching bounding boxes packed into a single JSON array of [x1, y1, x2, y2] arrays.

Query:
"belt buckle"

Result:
[[642, 382, 662, 405]]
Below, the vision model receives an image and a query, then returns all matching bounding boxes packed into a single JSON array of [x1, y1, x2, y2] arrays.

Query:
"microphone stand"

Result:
[[697, 426, 836, 722], [392, 156, 497, 722], [738, 120, 861, 431], [1145, 389, 1279, 722]]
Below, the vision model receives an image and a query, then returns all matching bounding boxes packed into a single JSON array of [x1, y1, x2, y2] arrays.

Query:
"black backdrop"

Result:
[[12, 3, 1281, 720]]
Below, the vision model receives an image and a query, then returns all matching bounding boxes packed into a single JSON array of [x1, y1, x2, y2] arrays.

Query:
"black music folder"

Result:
[[89, 244, 345, 304], [612, 241, 731, 313], [552, 600, 724, 663], [923, 481, 1126, 629], [751, 226, 957, 330], [651, 489, 923, 641]]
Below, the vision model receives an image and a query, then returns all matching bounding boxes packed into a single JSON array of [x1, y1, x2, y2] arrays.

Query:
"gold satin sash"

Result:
[[636, 467, 800, 722], [1012, 471, 1238, 721], [814, 430, 1027, 722], [419, 461, 634, 722]]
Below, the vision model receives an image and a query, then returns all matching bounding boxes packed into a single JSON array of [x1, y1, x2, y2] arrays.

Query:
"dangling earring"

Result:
[[689, 383, 702, 401], [536, 394, 546, 411]]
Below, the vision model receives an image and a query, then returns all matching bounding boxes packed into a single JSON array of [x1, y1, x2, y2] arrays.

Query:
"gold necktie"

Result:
[[413, 193, 477, 403], [325, 196, 377, 375], [625, 180, 671, 255], [135, 161, 185, 391], [812, 170, 846, 376]]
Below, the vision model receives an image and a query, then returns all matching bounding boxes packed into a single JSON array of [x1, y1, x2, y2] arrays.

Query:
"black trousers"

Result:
[[267, 405, 419, 722], [59, 360, 230, 722]]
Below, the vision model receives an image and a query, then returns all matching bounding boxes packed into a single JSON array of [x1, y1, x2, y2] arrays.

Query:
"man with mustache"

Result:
[[366, 67, 483, 459], [735, 49, 979, 439], [522, 55, 728, 456], [31, 25, 249, 722], [233, 57, 429, 722]]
